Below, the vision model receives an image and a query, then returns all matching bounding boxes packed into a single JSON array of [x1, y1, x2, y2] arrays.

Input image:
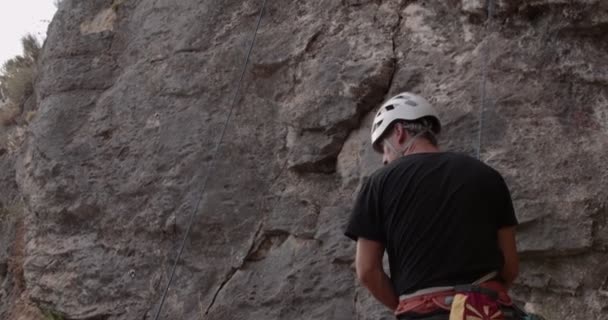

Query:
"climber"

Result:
[[344, 92, 520, 319]]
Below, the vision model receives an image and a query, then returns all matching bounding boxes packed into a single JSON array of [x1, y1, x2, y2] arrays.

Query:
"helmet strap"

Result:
[[383, 130, 427, 158]]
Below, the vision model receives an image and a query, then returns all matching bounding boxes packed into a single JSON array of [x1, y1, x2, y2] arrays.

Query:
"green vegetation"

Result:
[[0, 34, 41, 127], [0, 103, 20, 127], [25, 110, 37, 124], [112, 0, 125, 11], [0, 204, 22, 223], [41, 307, 65, 320], [0, 206, 9, 221]]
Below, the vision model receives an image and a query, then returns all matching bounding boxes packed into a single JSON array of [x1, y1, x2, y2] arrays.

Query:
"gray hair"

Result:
[[398, 118, 438, 146]]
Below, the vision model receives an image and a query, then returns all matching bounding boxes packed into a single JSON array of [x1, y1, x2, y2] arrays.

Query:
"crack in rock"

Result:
[[203, 222, 264, 316]]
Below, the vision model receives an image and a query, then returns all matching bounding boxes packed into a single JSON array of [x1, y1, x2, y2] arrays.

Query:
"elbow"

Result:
[[507, 264, 519, 281], [501, 261, 519, 285], [356, 266, 379, 287], [354, 238, 385, 288], [503, 268, 518, 283]]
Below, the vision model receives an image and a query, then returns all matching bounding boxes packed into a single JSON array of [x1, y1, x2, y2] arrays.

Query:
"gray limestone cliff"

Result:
[[0, 0, 607, 319]]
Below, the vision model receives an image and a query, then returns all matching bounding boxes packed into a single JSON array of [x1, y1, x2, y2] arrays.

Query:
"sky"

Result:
[[0, 0, 57, 65]]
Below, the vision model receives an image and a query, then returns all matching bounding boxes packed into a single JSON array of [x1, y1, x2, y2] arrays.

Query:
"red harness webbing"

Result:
[[394, 280, 512, 317]]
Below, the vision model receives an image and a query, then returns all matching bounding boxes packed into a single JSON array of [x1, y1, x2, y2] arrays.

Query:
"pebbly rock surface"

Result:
[[4, 0, 608, 319]]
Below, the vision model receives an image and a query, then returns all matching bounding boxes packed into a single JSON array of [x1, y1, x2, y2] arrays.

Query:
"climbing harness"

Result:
[[151, 1, 268, 319], [394, 272, 513, 318], [449, 282, 513, 320], [476, 0, 496, 160]]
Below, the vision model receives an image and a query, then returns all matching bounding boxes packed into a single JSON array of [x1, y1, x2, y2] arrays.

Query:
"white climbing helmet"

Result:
[[370, 92, 441, 152]]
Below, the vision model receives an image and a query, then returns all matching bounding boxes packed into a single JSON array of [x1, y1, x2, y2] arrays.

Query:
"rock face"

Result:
[[1, 105, 42, 319], [3, 0, 607, 319]]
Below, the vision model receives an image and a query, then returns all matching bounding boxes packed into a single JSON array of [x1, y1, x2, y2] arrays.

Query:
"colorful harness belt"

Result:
[[395, 272, 513, 319]]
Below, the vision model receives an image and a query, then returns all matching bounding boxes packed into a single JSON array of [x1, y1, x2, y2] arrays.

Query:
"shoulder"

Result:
[[450, 154, 511, 190], [366, 156, 406, 184], [445, 152, 504, 175]]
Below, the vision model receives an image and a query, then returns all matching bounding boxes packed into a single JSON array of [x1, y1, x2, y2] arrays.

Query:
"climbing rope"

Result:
[[476, 0, 495, 159], [152, 1, 268, 319]]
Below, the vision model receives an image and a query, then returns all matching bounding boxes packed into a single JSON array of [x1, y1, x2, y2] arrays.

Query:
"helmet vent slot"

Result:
[[385, 105, 394, 111], [405, 100, 418, 107], [372, 120, 383, 132]]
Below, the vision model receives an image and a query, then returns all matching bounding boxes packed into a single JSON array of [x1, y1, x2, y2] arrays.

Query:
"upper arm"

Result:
[[356, 237, 385, 281], [345, 177, 385, 243]]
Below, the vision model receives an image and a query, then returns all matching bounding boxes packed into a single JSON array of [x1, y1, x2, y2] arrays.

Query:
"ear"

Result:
[[395, 123, 408, 144]]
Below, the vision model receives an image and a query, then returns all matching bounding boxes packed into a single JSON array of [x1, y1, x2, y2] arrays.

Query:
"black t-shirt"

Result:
[[345, 152, 518, 295]]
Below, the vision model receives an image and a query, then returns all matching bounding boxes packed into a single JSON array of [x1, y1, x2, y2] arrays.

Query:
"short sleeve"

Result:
[[344, 177, 386, 243], [495, 175, 518, 228]]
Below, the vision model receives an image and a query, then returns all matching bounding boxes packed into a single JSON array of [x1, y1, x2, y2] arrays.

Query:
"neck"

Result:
[[402, 140, 440, 156]]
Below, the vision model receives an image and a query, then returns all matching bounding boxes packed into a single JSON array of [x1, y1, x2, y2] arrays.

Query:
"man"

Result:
[[344, 92, 519, 319]]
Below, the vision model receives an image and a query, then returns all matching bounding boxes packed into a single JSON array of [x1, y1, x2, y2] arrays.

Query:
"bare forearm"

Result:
[[500, 266, 517, 288], [355, 238, 398, 310], [360, 270, 399, 310]]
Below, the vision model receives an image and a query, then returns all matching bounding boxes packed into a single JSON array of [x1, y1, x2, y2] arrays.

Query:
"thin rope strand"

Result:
[[477, 0, 495, 159], [152, 1, 268, 319]]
